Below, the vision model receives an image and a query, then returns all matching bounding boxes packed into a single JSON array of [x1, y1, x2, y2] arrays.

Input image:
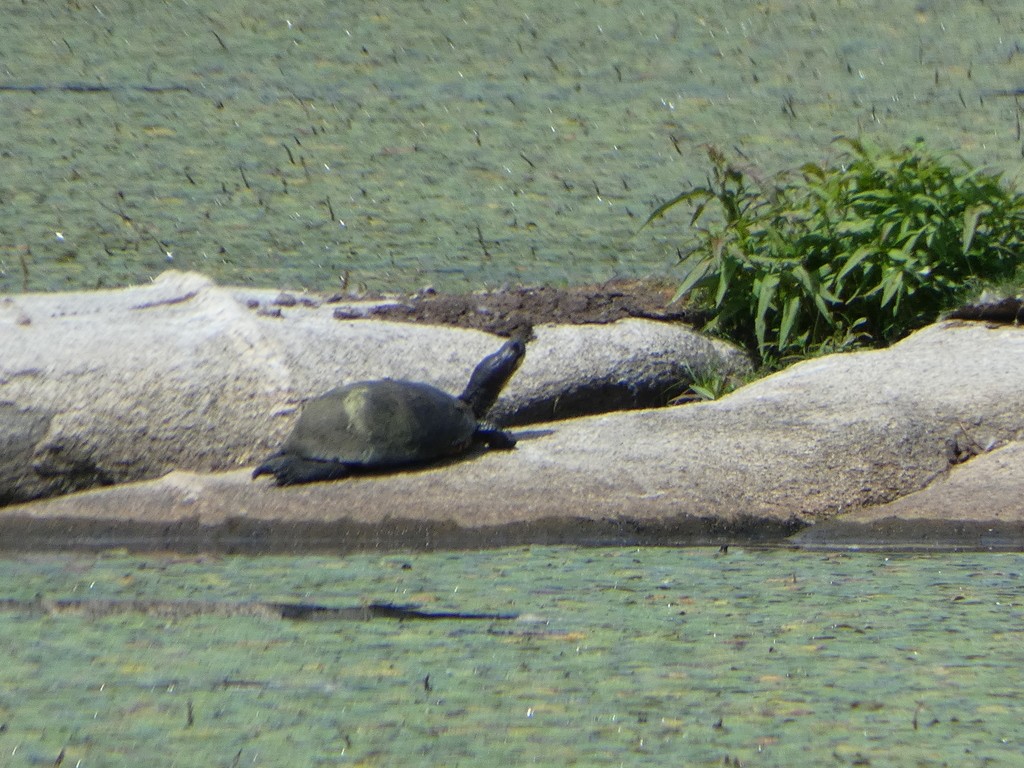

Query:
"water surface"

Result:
[[1, 547, 1021, 766], [2, 1, 1023, 293]]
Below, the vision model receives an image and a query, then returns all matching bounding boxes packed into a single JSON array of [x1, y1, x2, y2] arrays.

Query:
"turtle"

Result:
[[252, 338, 525, 486]]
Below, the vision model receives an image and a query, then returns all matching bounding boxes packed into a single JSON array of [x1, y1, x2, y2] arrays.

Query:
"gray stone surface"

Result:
[[0, 270, 746, 503], [791, 442, 1024, 551], [1, 302, 1023, 551]]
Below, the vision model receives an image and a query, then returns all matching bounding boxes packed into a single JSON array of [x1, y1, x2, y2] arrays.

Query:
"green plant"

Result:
[[670, 362, 740, 403], [644, 139, 1024, 365]]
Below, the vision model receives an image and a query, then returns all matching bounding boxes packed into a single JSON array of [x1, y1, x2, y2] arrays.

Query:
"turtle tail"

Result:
[[459, 338, 526, 419]]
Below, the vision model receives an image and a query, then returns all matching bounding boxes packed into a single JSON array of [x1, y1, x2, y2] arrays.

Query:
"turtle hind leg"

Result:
[[475, 424, 517, 451], [253, 453, 351, 486], [252, 453, 289, 480]]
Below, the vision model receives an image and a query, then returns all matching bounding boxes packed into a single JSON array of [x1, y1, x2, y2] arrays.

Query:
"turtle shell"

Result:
[[282, 379, 477, 467]]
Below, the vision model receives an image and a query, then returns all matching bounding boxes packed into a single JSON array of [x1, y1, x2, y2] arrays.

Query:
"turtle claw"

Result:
[[253, 454, 351, 486]]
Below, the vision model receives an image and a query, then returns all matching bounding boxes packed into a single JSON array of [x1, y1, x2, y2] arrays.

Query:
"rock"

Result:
[[1, 271, 284, 501], [0, 467, 805, 553], [790, 441, 1024, 551], [2, 316, 1023, 552], [491, 319, 747, 425], [0, 403, 53, 505], [0, 270, 746, 503]]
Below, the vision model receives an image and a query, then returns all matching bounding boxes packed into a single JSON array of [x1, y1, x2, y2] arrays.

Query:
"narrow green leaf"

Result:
[[715, 255, 738, 307], [911, 192, 942, 213], [690, 199, 709, 226], [640, 188, 711, 230], [754, 273, 780, 353], [898, 227, 926, 259], [689, 383, 719, 401], [801, 163, 826, 182], [962, 204, 987, 255], [791, 265, 835, 321], [833, 136, 865, 157], [836, 246, 874, 282], [778, 295, 801, 351], [880, 269, 904, 308], [834, 219, 876, 236], [670, 258, 713, 303]]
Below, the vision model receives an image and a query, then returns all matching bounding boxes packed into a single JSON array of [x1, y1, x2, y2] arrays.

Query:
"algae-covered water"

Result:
[[2, 0, 1024, 294], [1, 547, 1022, 766]]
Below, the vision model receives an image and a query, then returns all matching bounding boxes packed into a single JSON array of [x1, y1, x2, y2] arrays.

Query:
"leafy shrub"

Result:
[[644, 139, 1024, 365]]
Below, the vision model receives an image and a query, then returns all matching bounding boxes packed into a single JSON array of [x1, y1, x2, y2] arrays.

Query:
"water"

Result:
[[1, 547, 1022, 766], [2, 0, 1023, 294]]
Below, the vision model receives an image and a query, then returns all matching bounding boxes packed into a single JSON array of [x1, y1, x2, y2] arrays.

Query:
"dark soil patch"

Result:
[[946, 297, 1024, 324], [329, 279, 708, 338]]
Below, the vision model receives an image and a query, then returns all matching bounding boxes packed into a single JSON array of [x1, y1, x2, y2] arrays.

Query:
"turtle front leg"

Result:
[[475, 424, 517, 450]]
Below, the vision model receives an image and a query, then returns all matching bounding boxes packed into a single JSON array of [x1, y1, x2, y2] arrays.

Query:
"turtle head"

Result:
[[459, 338, 526, 419]]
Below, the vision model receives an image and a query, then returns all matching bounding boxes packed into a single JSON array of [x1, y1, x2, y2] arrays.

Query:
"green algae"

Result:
[[0, 547, 1021, 766], [2, 1, 1023, 295]]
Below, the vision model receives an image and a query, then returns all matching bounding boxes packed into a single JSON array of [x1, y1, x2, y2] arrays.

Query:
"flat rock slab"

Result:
[[3, 317, 1024, 552], [0, 270, 745, 503], [0, 463, 804, 554], [791, 442, 1024, 551]]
